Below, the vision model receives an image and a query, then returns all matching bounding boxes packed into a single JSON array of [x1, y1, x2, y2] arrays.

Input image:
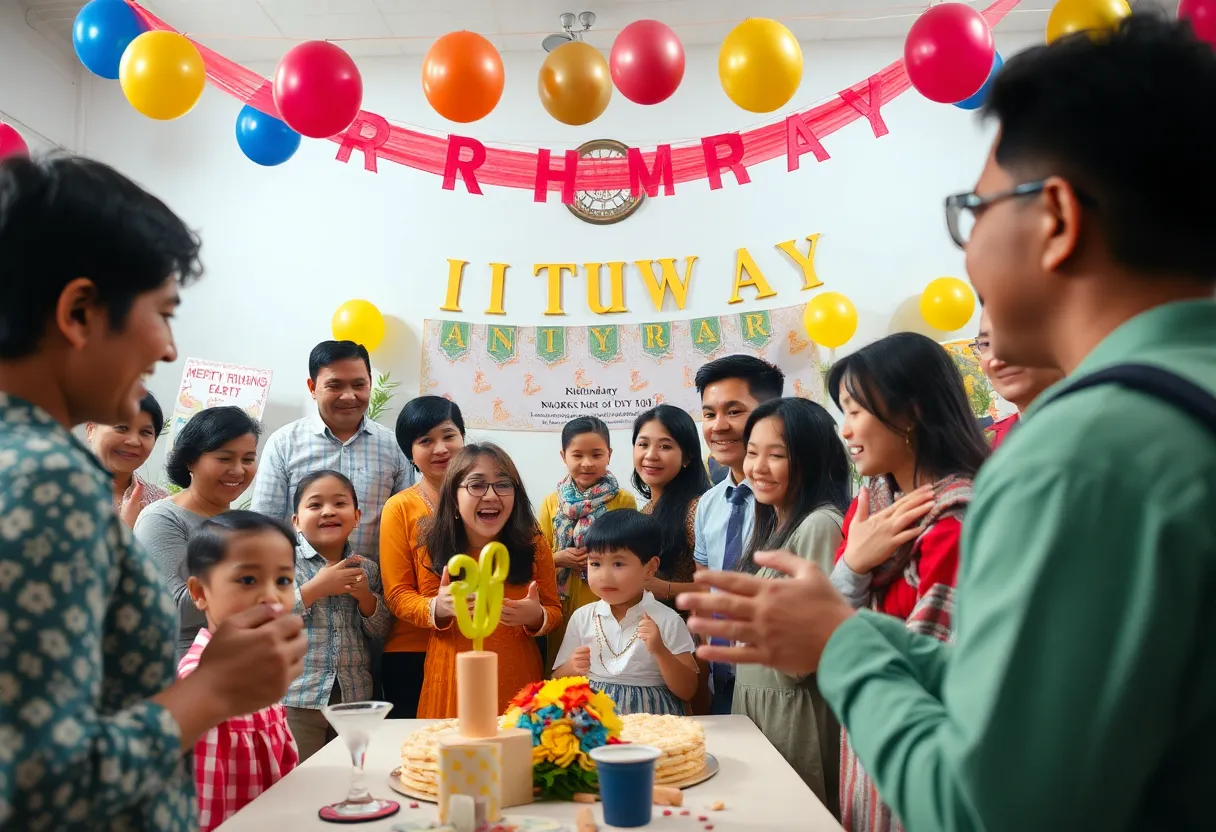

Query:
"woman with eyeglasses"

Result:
[[393, 443, 562, 718]]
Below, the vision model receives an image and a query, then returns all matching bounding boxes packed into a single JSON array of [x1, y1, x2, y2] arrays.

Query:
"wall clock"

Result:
[[567, 139, 645, 225]]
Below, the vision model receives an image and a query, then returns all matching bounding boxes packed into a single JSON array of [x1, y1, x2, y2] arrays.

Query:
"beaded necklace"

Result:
[[593, 613, 641, 671]]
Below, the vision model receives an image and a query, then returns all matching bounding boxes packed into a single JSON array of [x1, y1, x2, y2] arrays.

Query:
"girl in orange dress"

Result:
[[393, 442, 563, 718]]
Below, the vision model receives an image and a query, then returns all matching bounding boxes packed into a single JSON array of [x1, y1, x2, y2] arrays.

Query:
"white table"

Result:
[[218, 715, 843, 831]]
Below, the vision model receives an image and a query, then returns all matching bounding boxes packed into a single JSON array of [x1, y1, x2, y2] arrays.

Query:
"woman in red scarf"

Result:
[[826, 333, 990, 831]]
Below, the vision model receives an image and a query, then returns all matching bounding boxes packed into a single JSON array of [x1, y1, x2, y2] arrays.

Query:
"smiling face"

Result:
[[293, 475, 361, 557], [700, 378, 760, 475], [189, 433, 258, 508], [838, 381, 912, 479], [561, 431, 612, 490], [309, 357, 371, 436], [456, 455, 517, 548], [86, 409, 158, 476], [742, 415, 790, 512], [976, 309, 1064, 411], [188, 529, 296, 629], [632, 418, 686, 494], [586, 547, 657, 606], [411, 419, 465, 484]]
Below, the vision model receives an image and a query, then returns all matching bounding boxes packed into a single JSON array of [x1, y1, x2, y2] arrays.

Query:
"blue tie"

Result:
[[711, 483, 750, 689]]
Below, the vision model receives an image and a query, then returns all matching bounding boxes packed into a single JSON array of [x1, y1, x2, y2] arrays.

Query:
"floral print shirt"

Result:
[[0, 394, 195, 830]]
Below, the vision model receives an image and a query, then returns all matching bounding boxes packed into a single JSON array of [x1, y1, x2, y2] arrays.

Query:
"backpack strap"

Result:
[[1047, 363, 1216, 437]]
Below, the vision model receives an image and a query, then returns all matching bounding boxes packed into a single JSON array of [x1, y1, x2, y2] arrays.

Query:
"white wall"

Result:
[[0, 6, 81, 150], [78, 33, 1036, 504]]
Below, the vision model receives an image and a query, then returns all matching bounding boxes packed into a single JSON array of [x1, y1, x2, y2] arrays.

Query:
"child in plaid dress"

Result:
[[178, 511, 301, 831]]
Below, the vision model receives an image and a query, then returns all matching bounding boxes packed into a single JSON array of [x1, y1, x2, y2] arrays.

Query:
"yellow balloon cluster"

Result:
[[920, 277, 976, 331], [1046, 0, 1132, 43], [448, 543, 509, 652], [331, 299, 385, 352], [119, 31, 205, 120], [718, 18, 803, 113], [802, 292, 857, 349]]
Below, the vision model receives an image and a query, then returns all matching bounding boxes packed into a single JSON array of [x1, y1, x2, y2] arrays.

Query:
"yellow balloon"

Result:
[[1046, 0, 1131, 43], [920, 277, 976, 332], [719, 18, 803, 114], [803, 292, 857, 349], [538, 41, 612, 126], [119, 31, 206, 121], [332, 299, 386, 352]]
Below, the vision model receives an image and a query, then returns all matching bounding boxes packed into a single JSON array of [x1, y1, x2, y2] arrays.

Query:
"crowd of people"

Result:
[[1, 12, 1213, 832]]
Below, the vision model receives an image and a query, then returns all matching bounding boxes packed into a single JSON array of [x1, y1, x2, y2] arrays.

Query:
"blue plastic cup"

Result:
[[589, 744, 663, 828]]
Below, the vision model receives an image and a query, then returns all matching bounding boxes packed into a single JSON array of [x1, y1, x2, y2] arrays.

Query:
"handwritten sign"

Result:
[[169, 358, 273, 440]]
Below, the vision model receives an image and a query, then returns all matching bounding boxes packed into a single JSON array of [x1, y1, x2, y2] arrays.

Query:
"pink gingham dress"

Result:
[[177, 629, 300, 831]]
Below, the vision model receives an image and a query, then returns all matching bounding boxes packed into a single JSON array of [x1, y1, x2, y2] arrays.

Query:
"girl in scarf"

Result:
[[538, 416, 637, 672], [825, 332, 990, 831]]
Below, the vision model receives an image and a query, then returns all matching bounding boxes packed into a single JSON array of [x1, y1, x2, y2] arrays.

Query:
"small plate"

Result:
[[389, 767, 437, 803]]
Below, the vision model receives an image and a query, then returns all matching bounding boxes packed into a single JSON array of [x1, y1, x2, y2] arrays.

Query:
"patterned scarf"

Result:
[[552, 471, 619, 597]]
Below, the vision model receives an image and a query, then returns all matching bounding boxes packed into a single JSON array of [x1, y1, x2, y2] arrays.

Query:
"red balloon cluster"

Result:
[[904, 3, 995, 104], [0, 123, 28, 160], [422, 31, 504, 123], [1180, 0, 1216, 46], [610, 19, 685, 105], [273, 41, 363, 138]]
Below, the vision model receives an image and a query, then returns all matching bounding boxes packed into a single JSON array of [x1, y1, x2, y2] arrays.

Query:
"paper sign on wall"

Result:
[[169, 358, 273, 439]]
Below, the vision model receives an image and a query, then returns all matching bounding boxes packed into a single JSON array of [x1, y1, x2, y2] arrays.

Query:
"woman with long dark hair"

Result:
[[631, 405, 711, 604], [825, 331, 988, 832], [733, 397, 851, 813]]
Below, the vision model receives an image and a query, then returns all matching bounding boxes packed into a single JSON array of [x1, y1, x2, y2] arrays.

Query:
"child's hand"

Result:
[[637, 612, 667, 656], [307, 557, 364, 600], [553, 547, 587, 569], [571, 644, 592, 675]]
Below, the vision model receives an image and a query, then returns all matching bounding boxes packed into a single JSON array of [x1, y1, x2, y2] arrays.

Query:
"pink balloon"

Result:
[[610, 19, 685, 105], [1180, 0, 1216, 47], [0, 123, 28, 160], [273, 41, 363, 139], [904, 3, 995, 104]]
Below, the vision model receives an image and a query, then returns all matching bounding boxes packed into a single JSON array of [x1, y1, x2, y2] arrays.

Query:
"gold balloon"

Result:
[[1046, 0, 1131, 43], [538, 41, 612, 126], [719, 18, 803, 114], [119, 31, 206, 121]]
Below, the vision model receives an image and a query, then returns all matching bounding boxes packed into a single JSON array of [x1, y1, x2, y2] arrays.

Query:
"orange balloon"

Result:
[[422, 31, 505, 124], [538, 41, 612, 126]]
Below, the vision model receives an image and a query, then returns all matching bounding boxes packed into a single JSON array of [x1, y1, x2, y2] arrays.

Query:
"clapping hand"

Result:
[[637, 612, 667, 656], [553, 547, 587, 570], [570, 645, 592, 675], [306, 557, 365, 600], [499, 581, 544, 630], [841, 485, 935, 574]]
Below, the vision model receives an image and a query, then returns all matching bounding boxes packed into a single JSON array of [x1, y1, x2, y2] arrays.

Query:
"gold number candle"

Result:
[[447, 542, 509, 652]]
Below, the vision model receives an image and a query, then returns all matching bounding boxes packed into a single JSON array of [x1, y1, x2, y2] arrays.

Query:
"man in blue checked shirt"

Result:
[[250, 340, 414, 562]]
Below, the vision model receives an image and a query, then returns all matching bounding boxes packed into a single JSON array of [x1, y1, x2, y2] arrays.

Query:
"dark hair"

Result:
[[828, 332, 989, 486], [424, 443, 539, 585], [584, 509, 662, 565], [308, 340, 371, 381], [166, 406, 262, 488], [694, 354, 784, 402], [293, 469, 358, 513], [561, 416, 611, 451], [982, 13, 1216, 284], [741, 398, 851, 573], [630, 405, 711, 575], [139, 393, 164, 438], [396, 396, 466, 463], [0, 155, 202, 359], [186, 510, 296, 579]]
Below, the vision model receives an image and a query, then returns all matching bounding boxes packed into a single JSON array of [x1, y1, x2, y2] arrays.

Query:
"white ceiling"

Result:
[[10, 0, 1179, 63]]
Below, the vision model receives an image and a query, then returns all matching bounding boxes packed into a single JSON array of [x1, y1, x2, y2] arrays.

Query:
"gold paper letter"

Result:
[[443, 326, 466, 349], [441, 259, 467, 312], [742, 313, 769, 340], [489, 326, 513, 353], [635, 257, 697, 312], [585, 262, 628, 314], [533, 263, 577, 316], [694, 320, 719, 346], [776, 234, 824, 290], [485, 263, 509, 315], [643, 324, 668, 349], [589, 327, 613, 352], [728, 248, 777, 305]]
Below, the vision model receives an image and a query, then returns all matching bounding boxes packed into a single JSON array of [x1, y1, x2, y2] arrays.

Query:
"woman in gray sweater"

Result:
[[135, 406, 261, 654]]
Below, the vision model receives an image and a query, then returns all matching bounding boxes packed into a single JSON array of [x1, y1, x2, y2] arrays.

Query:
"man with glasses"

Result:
[[679, 14, 1216, 830], [971, 309, 1063, 447]]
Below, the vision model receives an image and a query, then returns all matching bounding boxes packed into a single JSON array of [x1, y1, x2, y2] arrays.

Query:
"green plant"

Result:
[[367, 371, 401, 424]]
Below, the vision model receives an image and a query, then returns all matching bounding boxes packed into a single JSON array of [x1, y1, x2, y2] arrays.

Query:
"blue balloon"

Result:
[[73, 0, 145, 80], [953, 51, 1003, 111], [235, 105, 302, 167]]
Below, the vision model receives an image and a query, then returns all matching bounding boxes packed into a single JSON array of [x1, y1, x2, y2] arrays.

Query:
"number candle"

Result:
[[447, 542, 509, 652]]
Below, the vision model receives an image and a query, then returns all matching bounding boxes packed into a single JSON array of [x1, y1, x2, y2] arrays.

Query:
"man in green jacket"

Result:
[[679, 13, 1216, 831]]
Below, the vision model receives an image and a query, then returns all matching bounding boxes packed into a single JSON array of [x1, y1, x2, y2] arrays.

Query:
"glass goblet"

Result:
[[320, 700, 398, 821]]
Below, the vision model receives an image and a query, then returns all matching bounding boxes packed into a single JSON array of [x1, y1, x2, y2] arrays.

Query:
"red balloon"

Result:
[[273, 41, 363, 139], [904, 3, 995, 104], [610, 19, 685, 105], [0, 123, 28, 160], [1180, 0, 1216, 46]]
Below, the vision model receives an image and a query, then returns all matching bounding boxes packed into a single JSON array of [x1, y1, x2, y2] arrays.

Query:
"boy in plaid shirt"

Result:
[[178, 512, 301, 831]]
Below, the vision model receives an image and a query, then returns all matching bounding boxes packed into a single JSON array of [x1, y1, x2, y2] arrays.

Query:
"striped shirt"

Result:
[[249, 412, 413, 559], [283, 537, 392, 709]]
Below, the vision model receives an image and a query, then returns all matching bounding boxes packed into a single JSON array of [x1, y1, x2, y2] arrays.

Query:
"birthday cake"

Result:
[[619, 713, 707, 785], [398, 718, 460, 796]]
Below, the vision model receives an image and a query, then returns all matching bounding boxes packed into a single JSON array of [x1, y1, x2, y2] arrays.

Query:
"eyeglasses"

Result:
[[461, 480, 516, 497], [944, 181, 1047, 249], [969, 337, 991, 359]]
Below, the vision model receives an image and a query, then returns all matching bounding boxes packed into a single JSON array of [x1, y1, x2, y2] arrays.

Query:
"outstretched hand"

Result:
[[499, 581, 543, 629]]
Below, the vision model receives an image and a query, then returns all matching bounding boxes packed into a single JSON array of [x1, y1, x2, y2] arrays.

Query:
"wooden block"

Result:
[[477, 727, 534, 809], [437, 734, 503, 823], [456, 651, 498, 739]]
